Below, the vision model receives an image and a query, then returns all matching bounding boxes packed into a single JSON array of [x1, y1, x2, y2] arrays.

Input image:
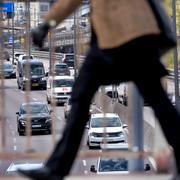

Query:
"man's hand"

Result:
[[31, 23, 50, 48]]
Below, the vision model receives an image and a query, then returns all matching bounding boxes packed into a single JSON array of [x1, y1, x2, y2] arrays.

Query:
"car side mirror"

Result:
[[85, 123, 89, 129], [123, 124, 128, 128], [16, 112, 19, 115], [45, 72, 49, 77], [90, 165, 97, 173]]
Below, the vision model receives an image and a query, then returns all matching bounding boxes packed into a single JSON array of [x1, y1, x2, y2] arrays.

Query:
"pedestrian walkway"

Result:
[[0, 174, 173, 180]]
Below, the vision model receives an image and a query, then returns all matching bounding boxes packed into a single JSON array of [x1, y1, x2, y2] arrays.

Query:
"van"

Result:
[[46, 76, 74, 105], [17, 59, 47, 90]]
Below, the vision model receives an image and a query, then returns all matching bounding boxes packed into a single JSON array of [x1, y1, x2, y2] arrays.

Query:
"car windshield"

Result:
[[65, 55, 74, 60], [99, 158, 128, 172], [91, 117, 121, 127], [15, 53, 22, 57], [23, 64, 45, 76], [22, 55, 33, 60], [21, 104, 49, 114], [3, 64, 13, 70], [31, 65, 44, 75], [53, 79, 74, 87], [54, 65, 68, 74]]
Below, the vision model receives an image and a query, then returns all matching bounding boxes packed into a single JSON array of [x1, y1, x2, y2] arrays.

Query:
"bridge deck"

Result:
[[0, 174, 173, 180]]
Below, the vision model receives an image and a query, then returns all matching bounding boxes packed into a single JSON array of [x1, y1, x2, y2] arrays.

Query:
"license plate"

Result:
[[32, 83, 39, 86], [59, 99, 67, 102], [32, 125, 41, 128]]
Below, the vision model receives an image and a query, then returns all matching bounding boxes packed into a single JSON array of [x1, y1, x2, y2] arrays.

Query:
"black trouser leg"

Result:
[[45, 47, 103, 177], [134, 77, 180, 173]]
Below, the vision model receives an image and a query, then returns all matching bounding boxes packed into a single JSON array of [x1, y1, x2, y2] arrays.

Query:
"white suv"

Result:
[[87, 113, 127, 149]]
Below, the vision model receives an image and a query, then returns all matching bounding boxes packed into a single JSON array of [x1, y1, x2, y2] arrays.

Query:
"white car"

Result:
[[18, 54, 34, 62], [87, 113, 128, 149], [46, 76, 74, 105], [90, 157, 129, 174], [13, 52, 23, 64]]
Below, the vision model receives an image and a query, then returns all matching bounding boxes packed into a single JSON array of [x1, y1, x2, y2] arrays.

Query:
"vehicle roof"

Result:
[[91, 113, 120, 118], [48, 76, 74, 80], [7, 162, 43, 172], [14, 52, 23, 55], [97, 157, 129, 174], [19, 59, 43, 64], [21, 101, 48, 107]]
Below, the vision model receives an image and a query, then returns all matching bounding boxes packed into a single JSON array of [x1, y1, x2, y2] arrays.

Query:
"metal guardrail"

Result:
[[167, 69, 180, 79], [9, 49, 85, 62]]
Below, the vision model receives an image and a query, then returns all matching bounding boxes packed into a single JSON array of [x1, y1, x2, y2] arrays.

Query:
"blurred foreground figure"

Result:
[[18, 0, 180, 180]]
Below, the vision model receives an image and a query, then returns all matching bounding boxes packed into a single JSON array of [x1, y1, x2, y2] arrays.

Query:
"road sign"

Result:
[[9, 36, 13, 44], [0, 2, 14, 12]]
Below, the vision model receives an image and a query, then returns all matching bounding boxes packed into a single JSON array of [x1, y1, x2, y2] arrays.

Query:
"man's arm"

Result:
[[31, 0, 82, 48]]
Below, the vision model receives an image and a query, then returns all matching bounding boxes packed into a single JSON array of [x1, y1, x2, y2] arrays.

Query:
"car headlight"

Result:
[[90, 133, 99, 137], [41, 77, 46, 81], [23, 77, 29, 81], [117, 132, 125, 138], [45, 118, 51, 123], [19, 119, 26, 125]]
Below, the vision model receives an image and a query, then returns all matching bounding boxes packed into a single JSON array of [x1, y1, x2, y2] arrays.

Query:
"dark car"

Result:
[[16, 102, 52, 135], [0, 62, 16, 78], [61, 54, 74, 68], [16, 59, 47, 90]]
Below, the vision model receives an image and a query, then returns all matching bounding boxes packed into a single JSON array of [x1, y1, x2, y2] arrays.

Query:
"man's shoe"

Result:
[[18, 167, 62, 180]]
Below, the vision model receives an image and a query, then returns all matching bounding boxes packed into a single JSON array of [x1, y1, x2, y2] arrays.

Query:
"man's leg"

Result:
[[134, 77, 180, 173], [45, 44, 113, 177]]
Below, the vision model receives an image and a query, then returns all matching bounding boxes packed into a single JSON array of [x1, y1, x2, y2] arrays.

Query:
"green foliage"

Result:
[[162, 0, 180, 69]]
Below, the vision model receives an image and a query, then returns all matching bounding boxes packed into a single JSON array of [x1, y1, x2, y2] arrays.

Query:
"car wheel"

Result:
[[64, 112, 67, 119], [17, 82, 20, 89], [21, 84, 25, 91], [18, 129, 24, 136], [47, 96, 50, 104], [87, 138, 92, 149], [47, 129, 51, 134]]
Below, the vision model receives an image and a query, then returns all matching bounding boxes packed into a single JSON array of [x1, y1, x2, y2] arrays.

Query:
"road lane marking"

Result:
[[82, 160, 87, 166], [13, 145, 17, 151], [84, 170, 88, 174]]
